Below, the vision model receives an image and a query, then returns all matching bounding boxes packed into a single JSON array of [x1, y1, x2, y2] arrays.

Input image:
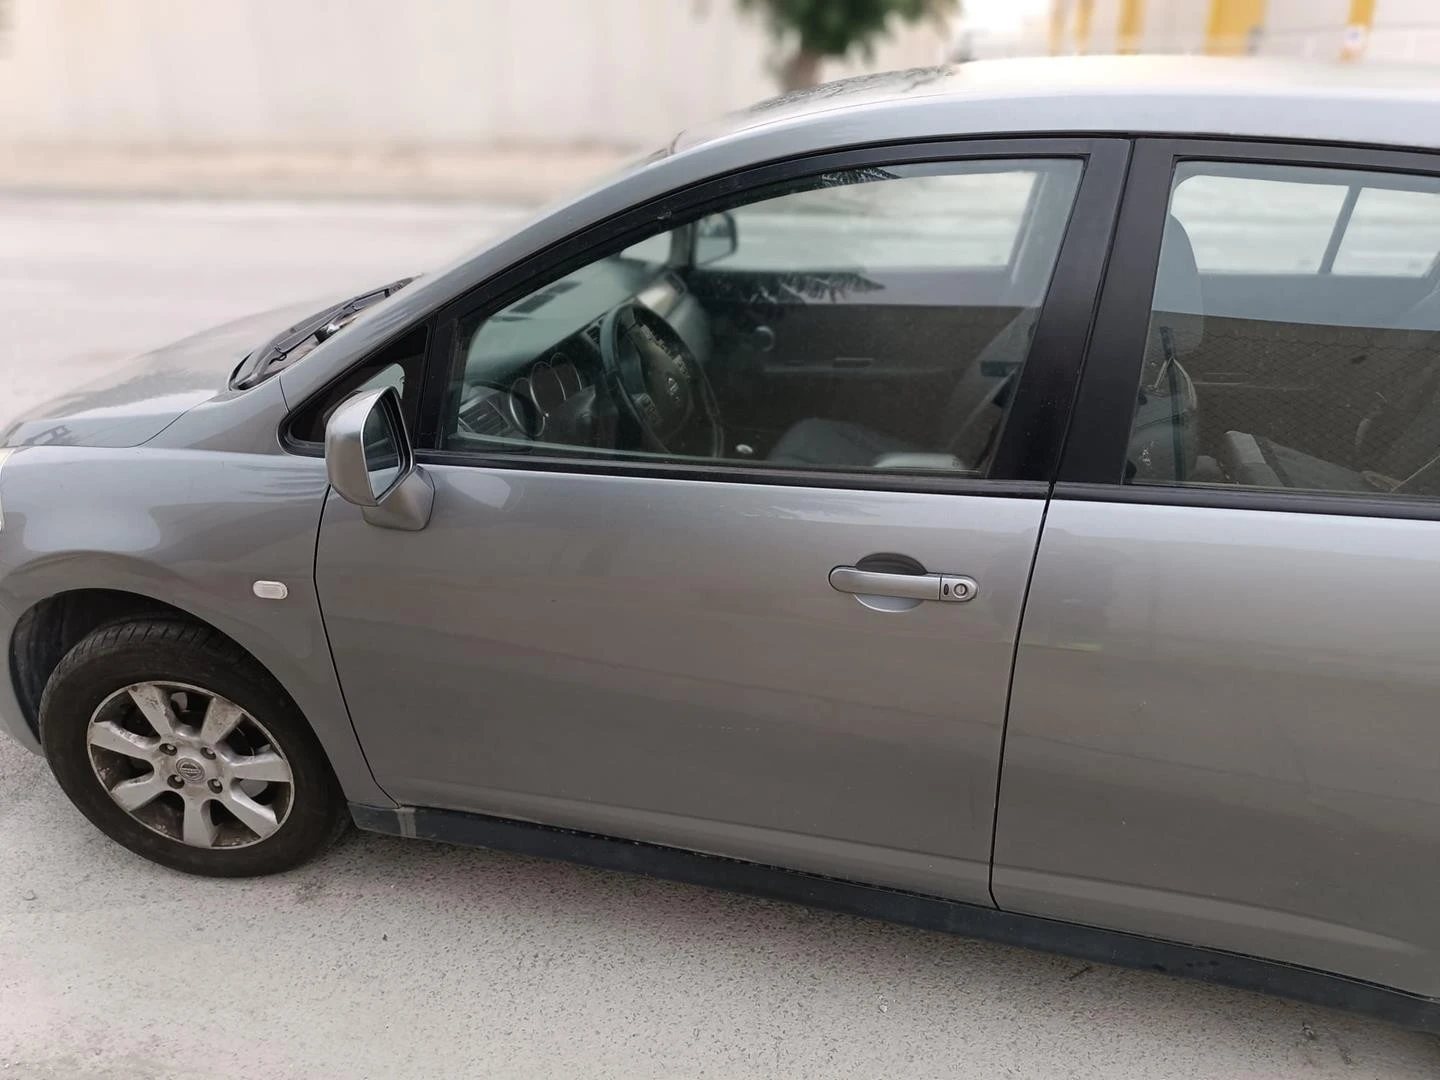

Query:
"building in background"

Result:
[[968, 0, 1439, 64], [0, 0, 948, 152], [3, 0, 1435, 193]]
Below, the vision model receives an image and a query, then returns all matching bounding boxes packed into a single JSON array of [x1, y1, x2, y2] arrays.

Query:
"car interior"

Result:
[[1131, 168, 1440, 496], [443, 161, 1084, 476], [287, 162, 1440, 503]]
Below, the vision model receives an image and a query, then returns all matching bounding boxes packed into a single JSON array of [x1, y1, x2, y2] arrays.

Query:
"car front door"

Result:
[[994, 139, 1440, 997], [313, 139, 1124, 903]]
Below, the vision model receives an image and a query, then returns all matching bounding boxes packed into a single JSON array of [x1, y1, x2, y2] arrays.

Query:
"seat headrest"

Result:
[[1150, 214, 1204, 355]]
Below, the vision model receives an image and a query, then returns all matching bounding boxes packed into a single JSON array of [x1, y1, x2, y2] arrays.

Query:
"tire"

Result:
[[40, 619, 348, 877]]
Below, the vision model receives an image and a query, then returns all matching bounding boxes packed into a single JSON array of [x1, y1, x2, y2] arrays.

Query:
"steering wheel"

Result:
[[599, 302, 724, 457]]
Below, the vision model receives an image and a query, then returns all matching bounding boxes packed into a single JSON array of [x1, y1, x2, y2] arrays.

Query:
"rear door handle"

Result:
[[829, 566, 977, 603]]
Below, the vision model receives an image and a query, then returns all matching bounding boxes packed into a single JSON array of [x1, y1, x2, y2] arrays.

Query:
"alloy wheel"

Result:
[[85, 681, 294, 849]]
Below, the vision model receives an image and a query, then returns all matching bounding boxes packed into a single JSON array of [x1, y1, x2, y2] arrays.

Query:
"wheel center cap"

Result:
[[175, 758, 206, 784]]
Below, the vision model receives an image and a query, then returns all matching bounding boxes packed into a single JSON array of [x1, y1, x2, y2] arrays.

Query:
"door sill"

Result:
[[350, 803, 1440, 1034]]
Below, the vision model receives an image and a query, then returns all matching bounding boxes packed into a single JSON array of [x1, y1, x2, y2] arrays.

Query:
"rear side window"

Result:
[[1173, 168, 1440, 277], [1123, 160, 1440, 499], [1332, 188, 1440, 276], [1173, 173, 1348, 274]]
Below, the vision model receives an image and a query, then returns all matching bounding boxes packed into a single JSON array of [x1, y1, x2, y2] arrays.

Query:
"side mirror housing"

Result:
[[694, 211, 738, 266], [325, 387, 433, 531]]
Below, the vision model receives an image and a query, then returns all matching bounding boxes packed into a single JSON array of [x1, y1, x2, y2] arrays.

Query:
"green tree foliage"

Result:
[[738, 0, 959, 89]]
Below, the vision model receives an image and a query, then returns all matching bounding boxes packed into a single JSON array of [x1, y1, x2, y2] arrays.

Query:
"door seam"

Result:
[[986, 141, 1138, 907], [987, 489, 1051, 909], [310, 487, 400, 806]]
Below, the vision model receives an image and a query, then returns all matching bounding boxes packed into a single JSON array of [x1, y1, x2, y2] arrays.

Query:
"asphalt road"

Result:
[[1, 195, 1438, 1079]]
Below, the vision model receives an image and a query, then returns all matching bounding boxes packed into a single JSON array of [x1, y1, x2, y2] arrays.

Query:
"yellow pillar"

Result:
[[1205, 0, 1268, 56], [1073, 0, 1095, 54], [1340, 0, 1377, 61], [1050, 0, 1068, 56], [1118, 0, 1146, 54]]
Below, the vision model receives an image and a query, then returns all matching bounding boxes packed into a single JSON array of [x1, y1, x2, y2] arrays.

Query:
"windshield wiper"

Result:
[[230, 277, 415, 390]]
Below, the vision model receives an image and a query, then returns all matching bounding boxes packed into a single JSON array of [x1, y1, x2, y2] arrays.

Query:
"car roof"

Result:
[[673, 55, 1440, 156]]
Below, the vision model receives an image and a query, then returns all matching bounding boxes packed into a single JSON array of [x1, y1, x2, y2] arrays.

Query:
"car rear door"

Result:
[[314, 138, 1126, 905], [993, 139, 1440, 997]]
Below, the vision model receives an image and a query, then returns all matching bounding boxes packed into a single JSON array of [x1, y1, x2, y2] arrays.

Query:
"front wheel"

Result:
[[40, 619, 348, 877]]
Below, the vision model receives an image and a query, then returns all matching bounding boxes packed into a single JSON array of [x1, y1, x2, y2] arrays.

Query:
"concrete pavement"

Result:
[[1, 195, 1438, 1079]]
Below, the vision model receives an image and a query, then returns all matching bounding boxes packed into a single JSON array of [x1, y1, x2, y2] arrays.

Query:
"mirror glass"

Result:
[[694, 212, 738, 266], [361, 401, 403, 499]]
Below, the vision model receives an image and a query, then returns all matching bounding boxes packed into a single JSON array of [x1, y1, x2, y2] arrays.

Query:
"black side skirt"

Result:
[[351, 803, 1440, 1034]]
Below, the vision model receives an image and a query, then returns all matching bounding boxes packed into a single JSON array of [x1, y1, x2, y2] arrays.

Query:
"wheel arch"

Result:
[[11, 588, 186, 735], [0, 433, 395, 808], [4, 573, 394, 810]]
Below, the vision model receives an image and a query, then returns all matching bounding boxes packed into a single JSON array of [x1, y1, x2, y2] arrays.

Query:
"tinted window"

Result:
[[1332, 187, 1440, 276], [442, 159, 1083, 478], [1125, 161, 1440, 498], [1173, 168, 1440, 278], [1173, 172, 1347, 274], [715, 169, 1039, 271]]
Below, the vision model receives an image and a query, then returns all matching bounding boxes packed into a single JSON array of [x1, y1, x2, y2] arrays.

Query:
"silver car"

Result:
[[5, 56, 1440, 1029]]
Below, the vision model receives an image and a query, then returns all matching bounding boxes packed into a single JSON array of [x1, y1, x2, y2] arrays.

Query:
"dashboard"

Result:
[[455, 321, 610, 449], [453, 266, 707, 452], [458, 349, 592, 441], [510, 354, 588, 436]]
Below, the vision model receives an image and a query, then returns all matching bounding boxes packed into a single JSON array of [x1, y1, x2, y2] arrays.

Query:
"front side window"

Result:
[[1125, 160, 1440, 498], [440, 158, 1083, 477], [713, 168, 1039, 271]]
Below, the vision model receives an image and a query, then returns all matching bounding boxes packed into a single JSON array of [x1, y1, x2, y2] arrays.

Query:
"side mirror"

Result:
[[694, 211, 738, 266], [325, 387, 433, 531]]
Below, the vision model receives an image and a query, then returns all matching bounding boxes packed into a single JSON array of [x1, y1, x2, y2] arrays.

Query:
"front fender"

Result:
[[0, 444, 395, 808]]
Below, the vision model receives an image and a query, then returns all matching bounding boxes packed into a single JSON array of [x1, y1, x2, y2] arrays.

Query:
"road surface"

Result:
[[0, 196, 1437, 1079]]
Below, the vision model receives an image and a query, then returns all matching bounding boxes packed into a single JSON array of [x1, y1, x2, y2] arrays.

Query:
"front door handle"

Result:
[[829, 566, 977, 603]]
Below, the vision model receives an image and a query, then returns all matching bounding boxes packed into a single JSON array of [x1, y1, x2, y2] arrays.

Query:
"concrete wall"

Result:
[[1259, 0, 1363, 59], [1035, 0, 1210, 55], [0, 0, 949, 149], [986, 0, 1440, 63], [1140, 1, 1210, 53], [1364, 0, 1440, 64]]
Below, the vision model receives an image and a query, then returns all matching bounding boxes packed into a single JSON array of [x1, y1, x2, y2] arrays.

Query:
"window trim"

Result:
[[281, 322, 432, 454], [414, 136, 1131, 489], [417, 447, 1050, 498], [1058, 137, 1440, 508], [1053, 481, 1440, 523]]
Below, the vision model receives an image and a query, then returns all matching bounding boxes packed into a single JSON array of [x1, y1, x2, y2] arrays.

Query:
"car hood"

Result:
[[1, 299, 329, 449]]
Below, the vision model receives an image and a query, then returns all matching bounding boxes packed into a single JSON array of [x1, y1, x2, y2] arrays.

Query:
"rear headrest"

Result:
[[1150, 214, 1203, 355]]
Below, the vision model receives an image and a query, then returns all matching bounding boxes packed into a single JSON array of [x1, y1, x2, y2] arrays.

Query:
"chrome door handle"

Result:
[[829, 567, 977, 603]]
